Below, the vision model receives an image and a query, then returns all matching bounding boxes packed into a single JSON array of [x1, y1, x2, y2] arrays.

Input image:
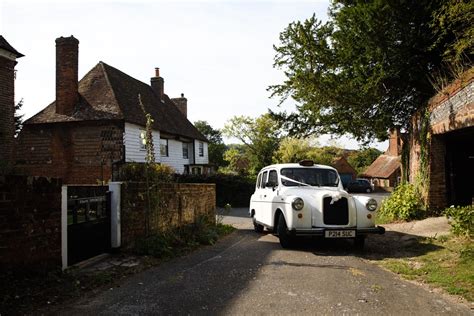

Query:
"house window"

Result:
[[139, 130, 146, 150], [182, 143, 189, 159], [192, 166, 202, 175], [198, 142, 204, 157], [160, 139, 168, 157]]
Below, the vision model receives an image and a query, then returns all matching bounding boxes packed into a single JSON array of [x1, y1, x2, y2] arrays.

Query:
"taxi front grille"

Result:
[[323, 197, 349, 225]]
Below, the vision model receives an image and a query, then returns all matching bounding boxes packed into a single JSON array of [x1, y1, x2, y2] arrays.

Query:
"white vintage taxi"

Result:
[[249, 160, 385, 248]]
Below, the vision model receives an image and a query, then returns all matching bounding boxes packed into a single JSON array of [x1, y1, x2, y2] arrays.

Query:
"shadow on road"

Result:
[[251, 230, 443, 260]]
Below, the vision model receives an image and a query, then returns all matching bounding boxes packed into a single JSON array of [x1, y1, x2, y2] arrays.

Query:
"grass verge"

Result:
[[378, 235, 473, 301]]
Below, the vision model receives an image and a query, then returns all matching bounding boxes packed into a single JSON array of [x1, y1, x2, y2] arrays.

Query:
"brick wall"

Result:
[[409, 68, 473, 209], [121, 182, 216, 248], [0, 175, 62, 270], [16, 121, 124, 184], [0, 56, 16, 164]]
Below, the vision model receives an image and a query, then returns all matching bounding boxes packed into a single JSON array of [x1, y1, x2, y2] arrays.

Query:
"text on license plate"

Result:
[[325, 230, 356, 238]]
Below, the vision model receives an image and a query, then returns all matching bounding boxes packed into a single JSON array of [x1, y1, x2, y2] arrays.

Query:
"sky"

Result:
[[1, 0, 387, 150]]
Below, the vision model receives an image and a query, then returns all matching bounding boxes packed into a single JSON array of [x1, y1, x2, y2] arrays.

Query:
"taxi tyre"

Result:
[[253, 217, 264, 233], [277, 214, 293, 248]]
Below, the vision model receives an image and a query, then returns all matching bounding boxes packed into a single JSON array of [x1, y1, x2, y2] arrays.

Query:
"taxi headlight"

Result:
[[292, 197, 304, 211], [366, 198, 377, 211]]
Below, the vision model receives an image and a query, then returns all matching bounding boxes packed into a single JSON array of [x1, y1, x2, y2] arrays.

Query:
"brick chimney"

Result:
[[151, 67, 164, 101], [387, 128, 402, 156], [56, 36, 79, 116], [171, 93, 188, 117], [0, 36, 24, 164]]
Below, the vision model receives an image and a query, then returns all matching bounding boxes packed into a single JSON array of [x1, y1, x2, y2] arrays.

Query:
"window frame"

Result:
[[198, 142, 204, 157], [160, 139, 169, 157], [182, 142, 189, 159]]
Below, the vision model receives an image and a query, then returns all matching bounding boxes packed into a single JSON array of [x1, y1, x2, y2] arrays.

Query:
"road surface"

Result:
[[61, 207, 471, 315]]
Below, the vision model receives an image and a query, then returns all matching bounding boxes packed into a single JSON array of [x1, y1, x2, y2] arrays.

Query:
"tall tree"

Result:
[[269, 0, 449, 142], [223, 114, 281, 174], [347, 147, 382, 175], [194, 120, 227, 169]]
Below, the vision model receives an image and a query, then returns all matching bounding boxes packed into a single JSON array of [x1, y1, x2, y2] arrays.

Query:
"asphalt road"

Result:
[[62, 207, 471, 315]]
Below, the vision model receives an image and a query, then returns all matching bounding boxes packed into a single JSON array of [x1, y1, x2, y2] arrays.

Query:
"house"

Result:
[[0, 35, 24, 164], [408, 68, 473, 209], [361, 130, 402, 191], [331, 156, 357, 187], [16, 36, 210, 184]]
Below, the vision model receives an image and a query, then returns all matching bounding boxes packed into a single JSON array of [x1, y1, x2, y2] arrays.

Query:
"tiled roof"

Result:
[[361, 154, 400, 179], [0, 36, 24, 57], [25, 62, 207, 141]]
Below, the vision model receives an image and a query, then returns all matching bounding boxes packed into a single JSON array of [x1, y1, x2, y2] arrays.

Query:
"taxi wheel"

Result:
[[277, 215, 293, 248], [253, 217, 264, 233]]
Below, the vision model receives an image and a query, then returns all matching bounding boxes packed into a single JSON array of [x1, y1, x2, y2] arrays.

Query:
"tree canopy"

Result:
[[223, 114, 281, 174], [194, 120, 227, 169], [269, 0, 472, 142]]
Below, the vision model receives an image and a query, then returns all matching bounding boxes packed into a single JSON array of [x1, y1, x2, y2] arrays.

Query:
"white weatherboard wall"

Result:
[[124, 122, 161, 163], [161, 139, 192, 173], [194, 140, 209, 165]]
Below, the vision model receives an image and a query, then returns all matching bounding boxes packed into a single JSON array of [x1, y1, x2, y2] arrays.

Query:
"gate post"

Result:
[[61, 185, 68, 270], [109, 182, 122, 249]]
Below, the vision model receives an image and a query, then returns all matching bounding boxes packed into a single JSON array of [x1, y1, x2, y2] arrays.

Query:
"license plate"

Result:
[[325, 230, 356, 238]]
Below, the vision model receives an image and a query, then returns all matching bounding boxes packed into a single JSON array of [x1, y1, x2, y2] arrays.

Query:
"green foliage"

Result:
[[347, 148, 381, 175], [445, 205, 474, 237], [134, 218, 235, 258], [431, 0, 474, 63], [269, 1, 449, 142], [378, 183, 424, 222], [174, 173, 255, 207], [194, 120, 227, 169], [273, 137, 312, 163], [119, 163, 174, 183], [223, 114, 281, 175], [308, 146, 344, 166], [222, 147, 250, 175]]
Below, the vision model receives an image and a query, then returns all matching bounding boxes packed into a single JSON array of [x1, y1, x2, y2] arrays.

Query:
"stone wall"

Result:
[[121, 182, 216, 248], [0, 175, 62, 270]]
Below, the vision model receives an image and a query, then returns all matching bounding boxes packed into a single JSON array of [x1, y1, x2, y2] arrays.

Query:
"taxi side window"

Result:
[[268, 170, 278, 187], [261, 171, 268, 188], [256, 173, 262, 188]]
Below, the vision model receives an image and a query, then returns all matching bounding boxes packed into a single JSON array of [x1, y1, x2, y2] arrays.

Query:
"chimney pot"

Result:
[[181, 93, 184, 97], [155, 67, 160, 77]]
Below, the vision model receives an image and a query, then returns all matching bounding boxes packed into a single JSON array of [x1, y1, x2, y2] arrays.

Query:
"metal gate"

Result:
[[67, 186, 111, 265]]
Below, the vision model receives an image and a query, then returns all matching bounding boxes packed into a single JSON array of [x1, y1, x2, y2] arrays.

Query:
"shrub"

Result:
[[133, 217, 235, 258], [445, 205, 474, 237], [119, 162, 174, 182], [378, 183, 424, 222]]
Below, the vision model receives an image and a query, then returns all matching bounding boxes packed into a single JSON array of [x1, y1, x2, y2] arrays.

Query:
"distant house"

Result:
[[16, 36, 209, 184], [361, 130, 402, 191], [331, 156, 357, 187]]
